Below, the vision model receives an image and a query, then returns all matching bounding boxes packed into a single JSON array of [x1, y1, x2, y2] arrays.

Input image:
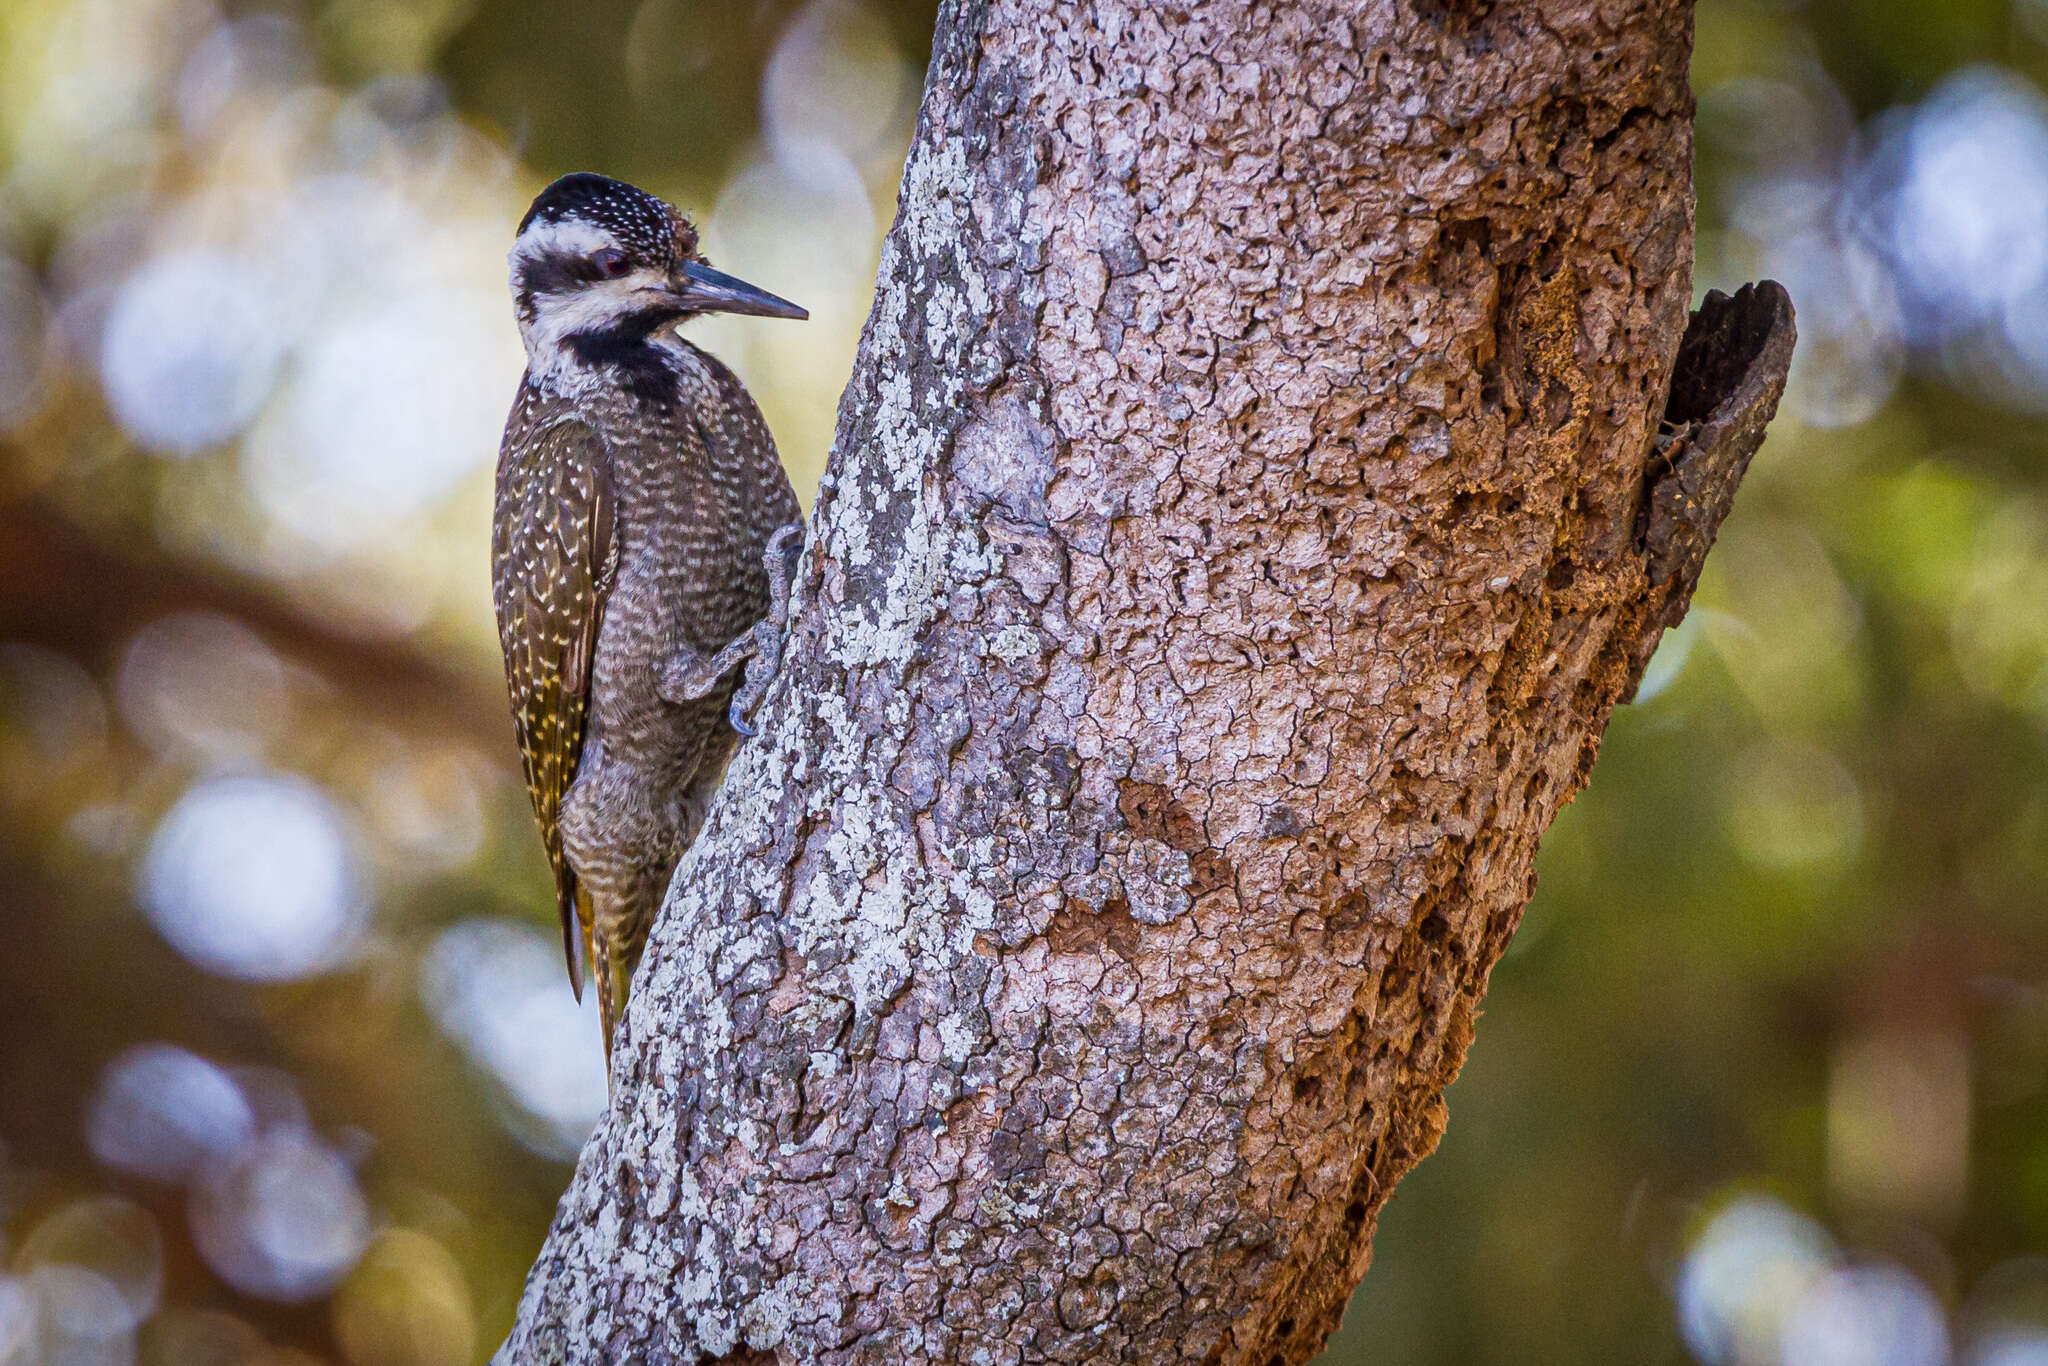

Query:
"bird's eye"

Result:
[[593, 249, 630, 278]]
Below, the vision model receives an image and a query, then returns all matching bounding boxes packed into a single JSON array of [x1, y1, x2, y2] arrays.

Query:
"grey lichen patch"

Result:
[[952, 385, 1058, 527], [989, 625, 1042, 661], [499, 2, 1739, 1364]]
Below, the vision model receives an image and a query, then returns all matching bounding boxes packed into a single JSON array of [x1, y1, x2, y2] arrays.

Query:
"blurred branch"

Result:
[[1, 494, 505, 739]]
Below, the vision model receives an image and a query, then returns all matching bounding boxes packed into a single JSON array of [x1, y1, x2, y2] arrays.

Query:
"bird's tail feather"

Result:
[[561, 879, 589, 1002], [597, 939, 630, 1083]]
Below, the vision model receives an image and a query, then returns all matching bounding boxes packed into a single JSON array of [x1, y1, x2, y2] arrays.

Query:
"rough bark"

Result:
[[500, 2, 1792, 1362]]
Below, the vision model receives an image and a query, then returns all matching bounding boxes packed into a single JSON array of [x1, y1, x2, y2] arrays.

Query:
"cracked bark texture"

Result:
[[501, 2, 1791, 1362]]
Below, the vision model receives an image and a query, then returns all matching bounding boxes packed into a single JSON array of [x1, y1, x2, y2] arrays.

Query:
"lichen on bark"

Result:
[[498, 2, 1792, 1363]]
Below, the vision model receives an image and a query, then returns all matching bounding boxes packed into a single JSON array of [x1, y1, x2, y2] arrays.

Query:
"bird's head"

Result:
[[508, 172, 806, 376]]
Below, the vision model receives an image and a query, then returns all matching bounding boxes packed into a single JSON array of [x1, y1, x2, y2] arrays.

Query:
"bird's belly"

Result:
[[583, 561, 737, 774], [573, 453, 765, 804]]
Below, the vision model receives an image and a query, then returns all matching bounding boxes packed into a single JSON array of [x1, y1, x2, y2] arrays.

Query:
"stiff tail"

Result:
[[597, 936, 632, 1080], [576, 892, 623, 1090], [561, 879, 588, 1002], [582, 891, 641, 1086]]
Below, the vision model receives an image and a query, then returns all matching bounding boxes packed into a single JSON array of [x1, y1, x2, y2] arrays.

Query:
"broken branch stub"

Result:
[[1624, 280, 1798, 699]]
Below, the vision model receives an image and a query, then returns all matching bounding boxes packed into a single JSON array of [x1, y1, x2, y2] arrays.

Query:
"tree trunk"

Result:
[[499, 1, 1791, 1362]]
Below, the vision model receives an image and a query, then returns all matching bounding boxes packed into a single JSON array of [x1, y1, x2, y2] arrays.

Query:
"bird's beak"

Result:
[[669, 260, 808, 320]]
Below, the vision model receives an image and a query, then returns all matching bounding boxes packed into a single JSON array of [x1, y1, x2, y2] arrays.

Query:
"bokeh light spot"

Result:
[[1974, 1333, 2048, 1366], [100, 250, 288, 457], [88, 1043, 257, 1184], [763, 0, 911, 172], [421, 920, 604, 1158], [139, 773, 367, 982], [116, 615, 291, 765], [175, 13, 312, 139], [17, 1197, 164, 1334], [333, 1229, 474, 1366], [1882, 68, 2048, 330], [1725, 742, 1866, 874], [0, 1278, 33, 1366], [1678, 1195, 1837, 1365], [242, 290, 510, 554], [22, 1265, 138, 1366], [1635, 611, 1703, 705], [190, 1130, 371, 1302], [1781, 1264, 1952, 1366]]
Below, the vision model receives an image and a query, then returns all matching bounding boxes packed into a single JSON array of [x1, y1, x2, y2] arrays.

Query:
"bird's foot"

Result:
[[656, 633, 755, 708], [726, 523, 805, 737], [763, 522, 805, 613], [654, 525, 805, 737]]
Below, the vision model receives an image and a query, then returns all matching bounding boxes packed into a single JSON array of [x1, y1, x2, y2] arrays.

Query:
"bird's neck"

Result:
[[523, 306, 687, 407]]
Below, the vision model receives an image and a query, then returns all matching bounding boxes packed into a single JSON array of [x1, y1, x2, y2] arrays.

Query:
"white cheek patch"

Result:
[[529, 285, 628, 345], [520, 268, 676, 386], [506, 219, 620, 289]]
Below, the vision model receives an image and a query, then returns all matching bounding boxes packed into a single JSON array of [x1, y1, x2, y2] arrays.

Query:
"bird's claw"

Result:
[[657, 641, 742, 707], [725, 622, 780, 736], [724, 525, 804, 737]]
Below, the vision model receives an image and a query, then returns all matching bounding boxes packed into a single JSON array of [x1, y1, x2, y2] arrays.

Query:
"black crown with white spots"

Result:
[[518, 172, 697, 261]]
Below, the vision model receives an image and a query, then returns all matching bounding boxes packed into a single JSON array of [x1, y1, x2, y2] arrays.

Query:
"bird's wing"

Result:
[[491, 417, 616, 999]]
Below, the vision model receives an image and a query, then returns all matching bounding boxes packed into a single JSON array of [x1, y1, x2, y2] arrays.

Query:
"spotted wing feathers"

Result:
[[491, 418, 615, 999]]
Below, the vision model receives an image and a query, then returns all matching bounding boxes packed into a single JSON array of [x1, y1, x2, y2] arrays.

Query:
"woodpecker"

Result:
[[492, 172, 805, 1059]]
